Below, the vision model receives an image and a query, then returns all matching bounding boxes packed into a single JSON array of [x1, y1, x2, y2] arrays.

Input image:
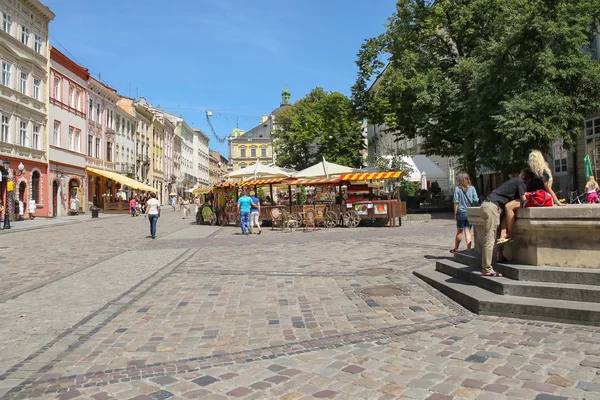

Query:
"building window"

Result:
[[52, 121, 60, 145], [448, 158, 455, 169], [19, 120, 27, 146], [240, 147, 246, 157], [32, 124, 39, 149], [250, 146, 257, 157], [88, 98, 93, 118], [75, 89, 81, 111], [551, 140, 568, 174], [87, 135, 93, 156], [53, 76, 60, 100], [34, 35, 42, 53], [19, 72, 27, 94], [1, 115, 9, 142], [1, 61, 11, 87], [261, 146, 267, 157], [69, 85, 74, 108], [31, 171, 40, 203], [68, 127, 74, 150], [585, 117, 600, 172], [106, 141, 112, 162], [116, 115, 120, 132], [21, 25, 29, 45], [2, 12, 12, 34], [96, 104, 100, 121], [75, 129, 81, 152], [33, 78, 40, 100], [95, 138, 100, 158]]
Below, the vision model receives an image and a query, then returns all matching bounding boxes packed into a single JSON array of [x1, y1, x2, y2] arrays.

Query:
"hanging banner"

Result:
[[7, 181, 14, 192]]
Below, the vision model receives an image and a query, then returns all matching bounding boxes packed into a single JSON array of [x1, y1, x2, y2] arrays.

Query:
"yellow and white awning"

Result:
[[86, 167, 158, 192]]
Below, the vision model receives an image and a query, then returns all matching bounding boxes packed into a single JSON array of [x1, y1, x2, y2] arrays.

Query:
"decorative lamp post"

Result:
[[2, 159, 26, 229]]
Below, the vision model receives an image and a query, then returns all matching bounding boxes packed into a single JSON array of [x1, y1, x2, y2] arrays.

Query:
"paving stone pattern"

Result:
[[2, 213, 600, 399]]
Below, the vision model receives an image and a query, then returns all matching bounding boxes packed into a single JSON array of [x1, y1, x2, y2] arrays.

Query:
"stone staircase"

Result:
[[413, 251, 600, 326]]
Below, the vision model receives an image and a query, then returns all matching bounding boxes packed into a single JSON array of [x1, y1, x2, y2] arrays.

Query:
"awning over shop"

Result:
[[239, 178, 287, 186], [86, 167, 158, 192], [192, 187, 213, 195], [287, 178, 341, 185], [339, 171, 403, 181]]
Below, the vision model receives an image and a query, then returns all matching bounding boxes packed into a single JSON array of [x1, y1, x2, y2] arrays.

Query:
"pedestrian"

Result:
[[585, 176, 599, 204], [18, 199, 24, 221], [480, 168, 533, 277], [171, 195, 177, 211], [0, 200, 4, 230], [237, 191, 252, 235], [249, 190, 262, 234], [178, 196, 183, 211], [451, 173, 478, 253], [144, 192, 160, 239], [130, 196, 137, 217], [182, 198, 190, 219], [28, 198, 36, 220]]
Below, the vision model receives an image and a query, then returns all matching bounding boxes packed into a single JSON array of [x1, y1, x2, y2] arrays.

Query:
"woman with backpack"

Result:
[[451, 173, 479, 253]]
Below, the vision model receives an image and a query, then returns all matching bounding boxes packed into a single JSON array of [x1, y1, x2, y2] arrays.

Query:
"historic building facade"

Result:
[[193, 128, 210, 187], [209, 149, 228, 185], [163, 117, 175, 201], [48, 46, 88, 216], [228, 89, 290, 171], [0, 0, 54, 221]]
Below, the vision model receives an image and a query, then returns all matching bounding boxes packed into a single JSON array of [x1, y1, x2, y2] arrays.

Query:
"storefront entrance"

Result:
[[52, 180, 59, 217]]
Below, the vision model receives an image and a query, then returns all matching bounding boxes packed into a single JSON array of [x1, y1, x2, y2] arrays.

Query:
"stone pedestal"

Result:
[[468, 205, 600, 269]]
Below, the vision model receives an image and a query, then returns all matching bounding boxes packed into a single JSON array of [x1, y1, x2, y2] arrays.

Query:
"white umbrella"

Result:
[[420, 171, 428, 190], [226, 162, 291, 179], [295, 159, 355, 178]]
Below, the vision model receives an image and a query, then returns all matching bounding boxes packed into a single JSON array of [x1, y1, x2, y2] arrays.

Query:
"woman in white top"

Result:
[[144, 192, 161, 239], [585, 176, 599, 203], [28, 199, 36, 220], [182, 198, 190, 219]]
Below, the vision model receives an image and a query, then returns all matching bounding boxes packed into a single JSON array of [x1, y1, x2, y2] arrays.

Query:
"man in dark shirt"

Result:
[[480, 168, 533, 276]]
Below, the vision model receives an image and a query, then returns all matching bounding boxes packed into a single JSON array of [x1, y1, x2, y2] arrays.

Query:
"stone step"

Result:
[[413, 267, 600, 326], [436, 259, 600, 303], [454, 251, 600, 285]]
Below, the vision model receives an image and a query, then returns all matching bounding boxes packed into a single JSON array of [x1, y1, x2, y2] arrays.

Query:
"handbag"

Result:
[[524, 190, 553, 207], [459, 187, 480, 207]]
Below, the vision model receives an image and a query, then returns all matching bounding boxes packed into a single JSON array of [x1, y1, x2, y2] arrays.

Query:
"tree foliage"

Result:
[[272, 88, 365, 170], [353, 0, 600, 176]]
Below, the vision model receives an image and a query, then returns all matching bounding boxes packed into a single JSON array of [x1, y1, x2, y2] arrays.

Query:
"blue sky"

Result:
[[43, 0, 396, 156]]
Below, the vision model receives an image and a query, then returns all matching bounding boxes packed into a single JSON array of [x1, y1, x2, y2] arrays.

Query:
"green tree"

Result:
[[353, 0, 600, 177], [273, 88, 365, 170]]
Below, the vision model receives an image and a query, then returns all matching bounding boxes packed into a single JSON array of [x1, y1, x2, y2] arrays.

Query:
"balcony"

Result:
[[120, 163, 135, 174], [105, 127, 116, 135]]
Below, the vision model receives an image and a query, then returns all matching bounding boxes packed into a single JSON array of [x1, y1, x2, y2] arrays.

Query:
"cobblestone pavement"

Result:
[[2, 212, 600, 400]]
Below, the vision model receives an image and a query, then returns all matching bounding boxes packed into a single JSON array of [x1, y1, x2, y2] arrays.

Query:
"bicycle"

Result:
[[568, 190, 585, 204]]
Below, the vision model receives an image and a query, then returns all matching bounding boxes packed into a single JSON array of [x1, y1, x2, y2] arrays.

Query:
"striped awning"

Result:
[[214, 181, 242, 188], [239, 178, 287, 187], [286, 178, 341, 185], [339, 171, 403, 181], [192, 187, 213, 195]]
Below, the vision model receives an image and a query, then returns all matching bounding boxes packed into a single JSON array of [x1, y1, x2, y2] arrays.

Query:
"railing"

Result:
[[51, 98, 86, 119], [120, 163, 135, 173]]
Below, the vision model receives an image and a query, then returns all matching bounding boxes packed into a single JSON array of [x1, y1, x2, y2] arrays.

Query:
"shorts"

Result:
[[456, 212, 472, 229], [251, 212, 260, 226], [587, 192, 598, 203]]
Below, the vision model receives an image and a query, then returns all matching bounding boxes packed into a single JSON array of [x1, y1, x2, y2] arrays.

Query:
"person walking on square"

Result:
[[171, 195, 177, 211], [237, 191, 252, 235], [145, 192, 160, 239], [451, 173, 478, 253], [28, 198, 36, 220], [585, 176, 599, 204], [182, 198, 190, 219], [18, 199, 24, 221], [0, 201, 4, 230], [130, 197, 137, 217], [249, 190, 262, 235], [480, 168, 533, 277]]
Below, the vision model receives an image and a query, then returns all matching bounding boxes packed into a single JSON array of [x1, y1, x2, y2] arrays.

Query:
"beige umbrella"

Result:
[[295, 158, 355, 179], [226, 161, 291, 179]]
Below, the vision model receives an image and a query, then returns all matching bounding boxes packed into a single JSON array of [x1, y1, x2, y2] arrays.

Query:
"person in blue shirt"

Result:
[[237, 192, 253, 235], [451, 173, 479, 253], [249, 190, 262, 235]]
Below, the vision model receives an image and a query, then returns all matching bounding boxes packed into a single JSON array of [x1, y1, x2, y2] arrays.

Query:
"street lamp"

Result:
[[2, 159, 26, 230]]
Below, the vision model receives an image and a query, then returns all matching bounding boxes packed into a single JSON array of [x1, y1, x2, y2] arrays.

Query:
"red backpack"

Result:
[[524, 190, 553, 207]]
